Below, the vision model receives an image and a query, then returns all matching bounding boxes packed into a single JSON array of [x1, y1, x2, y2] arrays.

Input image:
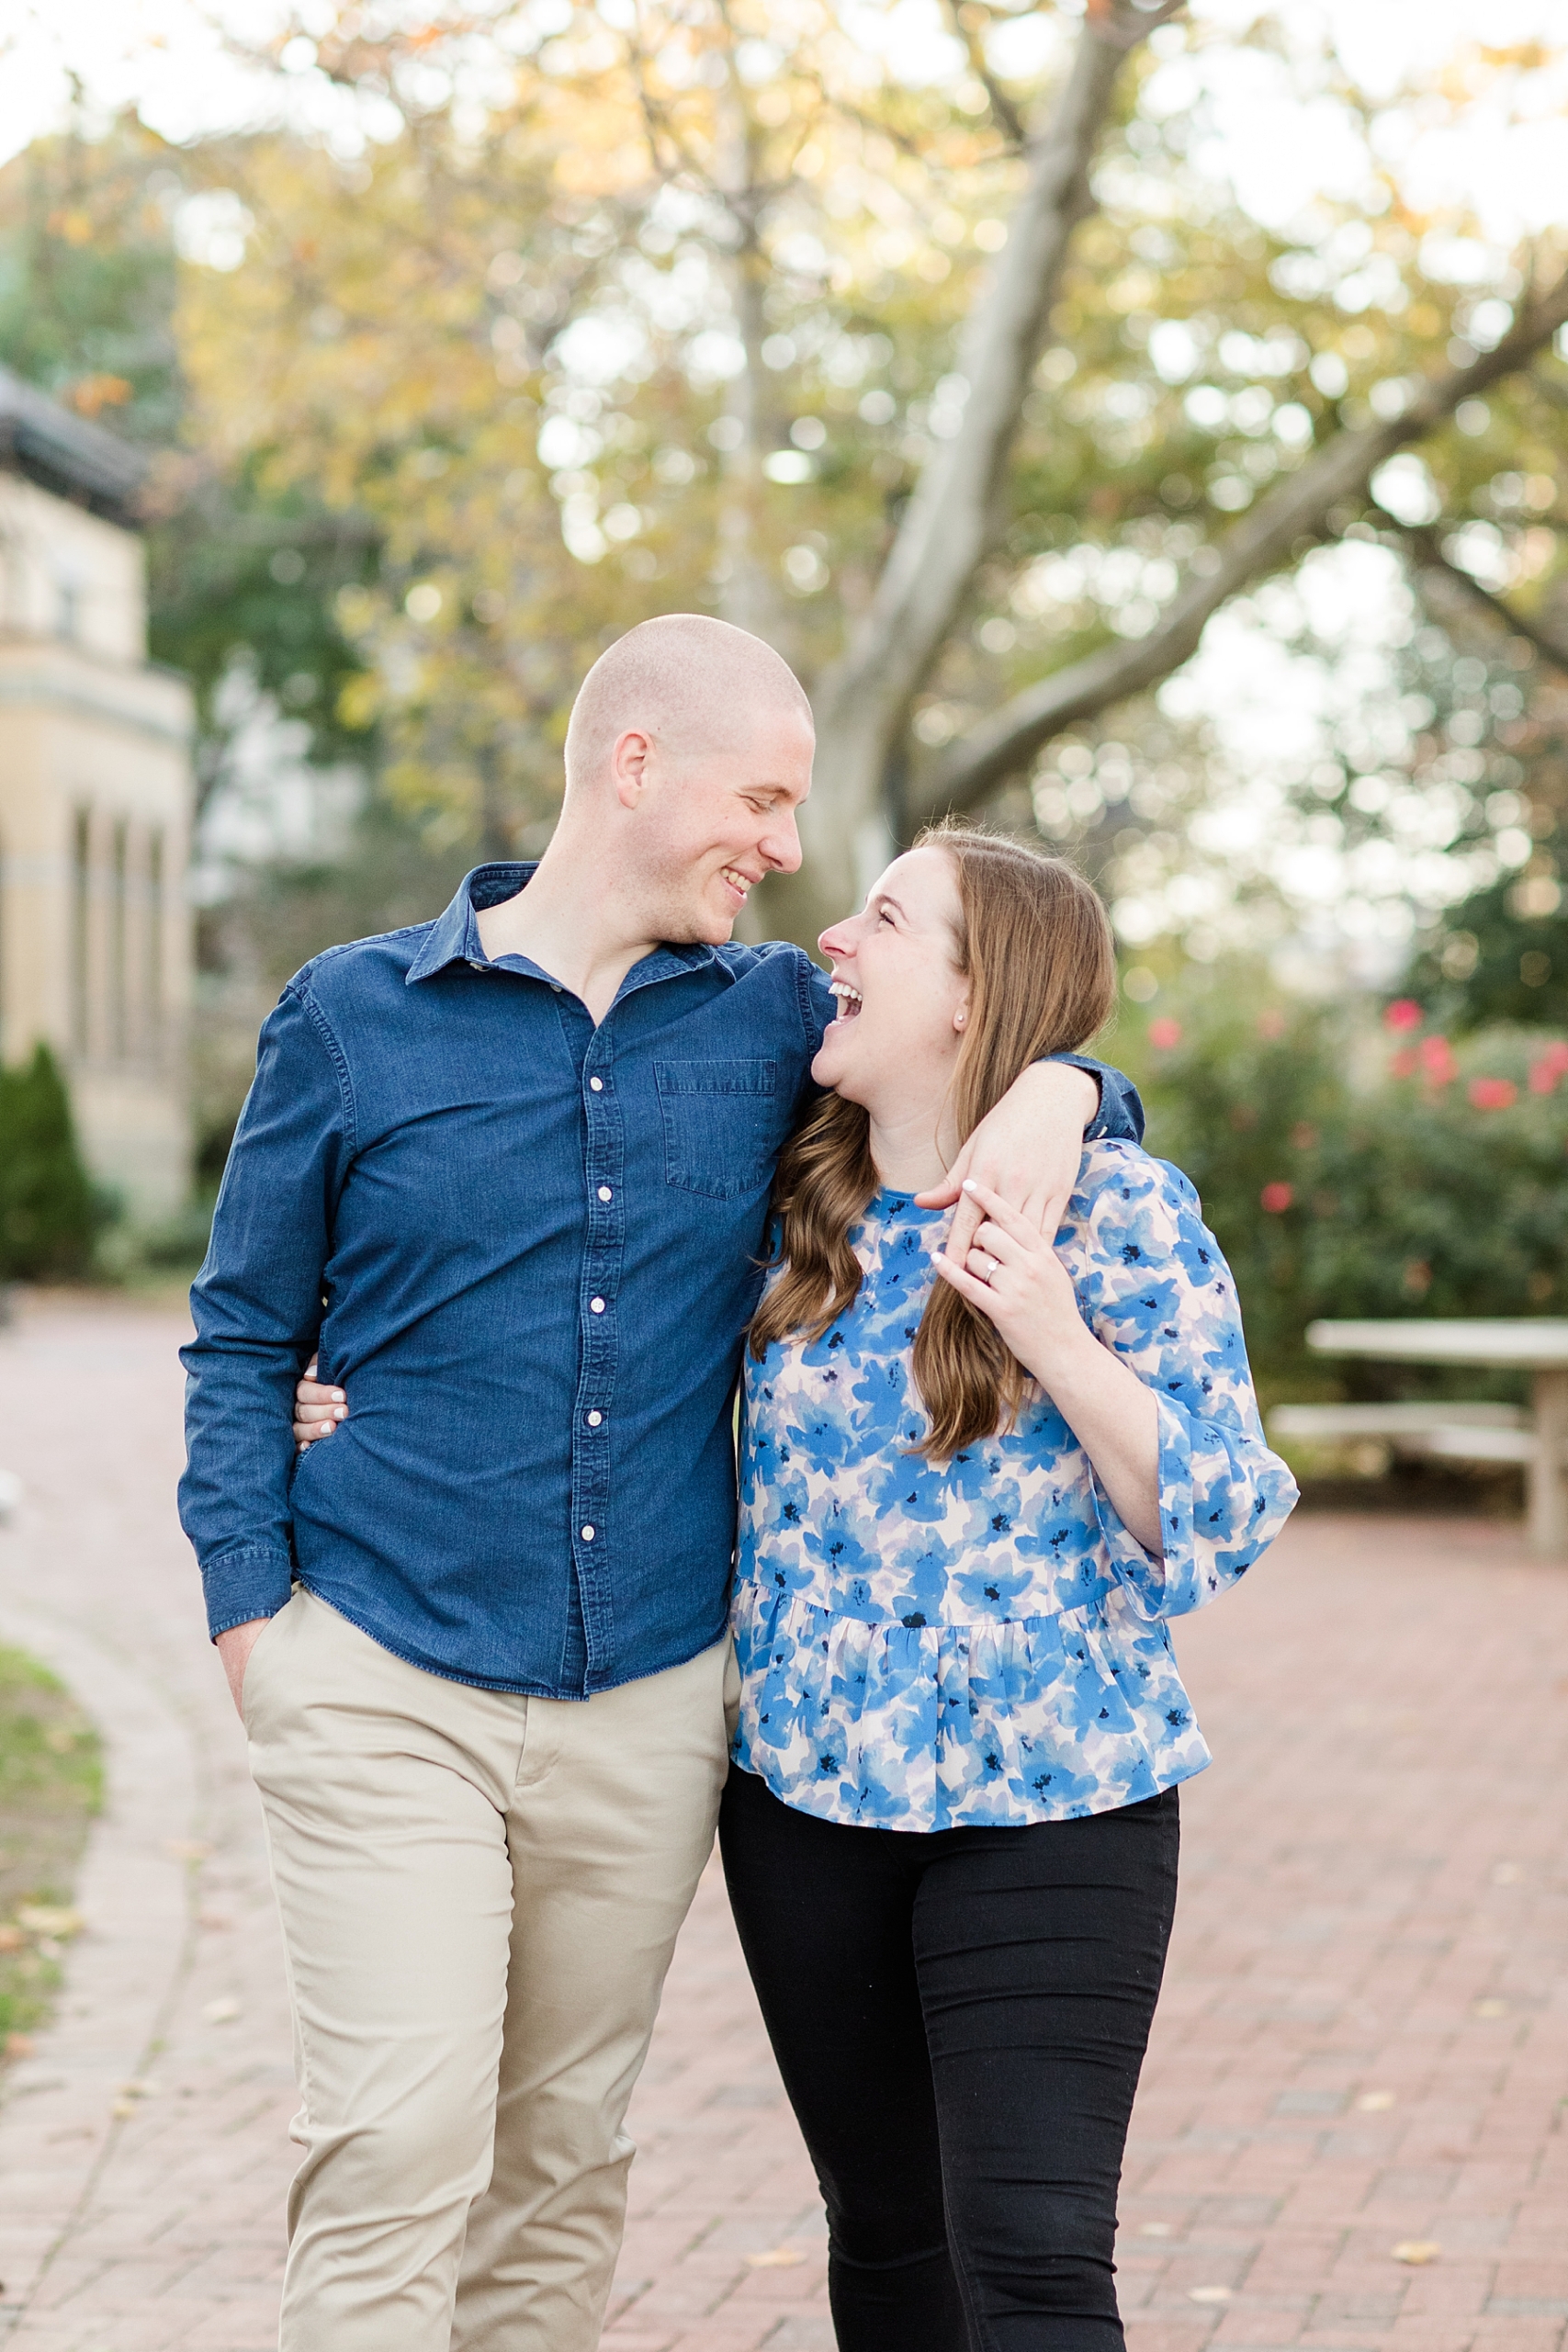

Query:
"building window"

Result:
[[71, 808, 91, 1056], [146, 828, 164, 1049], [109, 819, 129, 1058]]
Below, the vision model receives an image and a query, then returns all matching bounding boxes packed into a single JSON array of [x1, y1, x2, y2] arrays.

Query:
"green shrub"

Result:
[[0, 1046, 98, 1282], [1114, 975, 1568, 1404]]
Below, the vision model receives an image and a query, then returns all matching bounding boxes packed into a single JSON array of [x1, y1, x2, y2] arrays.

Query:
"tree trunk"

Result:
[[916, 269, 1568, 822], [756, 3, 1165, 944]]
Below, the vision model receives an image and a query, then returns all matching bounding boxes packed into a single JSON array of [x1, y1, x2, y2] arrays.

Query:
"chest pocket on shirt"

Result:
[[655, 1058, 780, 1201]]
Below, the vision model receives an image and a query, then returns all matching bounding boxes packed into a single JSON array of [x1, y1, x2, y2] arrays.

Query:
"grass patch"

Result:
[[0, 1646, 102, 2063]]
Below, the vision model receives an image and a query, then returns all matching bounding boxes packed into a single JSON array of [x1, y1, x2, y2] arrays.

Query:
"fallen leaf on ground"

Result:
[[745, 2249, 807, 2268], [4, 2033, 35, 2058], [1357, 2090, 1397, 2110], [111, 2099, 138, 2120], [0, 1927, 22, 1952], [1392, 2241, 1441, 2265], [202, 1996, 242, 2024], [1188, 2286, 1232, 2304], [16, 1905, 83, 1939]]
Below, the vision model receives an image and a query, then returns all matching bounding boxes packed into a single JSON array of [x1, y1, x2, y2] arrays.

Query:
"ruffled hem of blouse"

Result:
[[729, 1577, 1211, 1832]]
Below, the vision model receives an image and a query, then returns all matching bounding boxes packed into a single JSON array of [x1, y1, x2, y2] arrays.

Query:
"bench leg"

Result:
[[1529, 1370, 1568, 1559]]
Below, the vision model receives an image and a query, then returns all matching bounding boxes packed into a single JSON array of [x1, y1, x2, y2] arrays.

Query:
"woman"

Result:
[[295, 824, 1295, 2351]]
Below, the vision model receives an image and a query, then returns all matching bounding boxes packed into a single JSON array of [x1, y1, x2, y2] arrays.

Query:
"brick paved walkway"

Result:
[[0, 1293, 1564, 2352]]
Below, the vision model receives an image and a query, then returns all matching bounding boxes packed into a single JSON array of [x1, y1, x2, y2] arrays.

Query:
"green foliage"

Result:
[[1118, 974, 1568, 1400], [0, 1645, 101, 2054], [0, 1047, 99, 1282], [1404, 869, 1568, 1034], [0, 122, 378, 799]]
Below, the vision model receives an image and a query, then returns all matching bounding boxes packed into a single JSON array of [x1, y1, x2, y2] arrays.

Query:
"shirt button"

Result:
[[589, 1076, 604, 1092], [597, 1185, 613, 1202], [581, 1524, 595, 1542], [586, 1410, 603, 1427], [590, 1296, 605, 1314]]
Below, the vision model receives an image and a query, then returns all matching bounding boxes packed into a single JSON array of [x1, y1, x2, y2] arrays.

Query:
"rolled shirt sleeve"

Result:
[[1064, 1149, 1298, 1618], [1051, 1054, 1145, 1146], [179, 984, 350, 1639]]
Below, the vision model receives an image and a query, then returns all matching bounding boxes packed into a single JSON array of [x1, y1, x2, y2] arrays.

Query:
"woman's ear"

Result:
[[953, 1001, 969, 1032]]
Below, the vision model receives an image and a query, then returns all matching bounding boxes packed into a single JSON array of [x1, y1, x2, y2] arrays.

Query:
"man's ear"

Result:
[[610, 727, 653, 810]]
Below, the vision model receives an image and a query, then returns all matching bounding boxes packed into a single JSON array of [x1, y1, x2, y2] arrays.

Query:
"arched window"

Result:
[[71, 808, 91, 1057], [110, 818, 129, 1059], [146, 828, 164, 1050]]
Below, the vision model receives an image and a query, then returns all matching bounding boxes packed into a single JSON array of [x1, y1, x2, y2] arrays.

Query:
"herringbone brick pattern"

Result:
[[0, 1295, 1562, 2352]]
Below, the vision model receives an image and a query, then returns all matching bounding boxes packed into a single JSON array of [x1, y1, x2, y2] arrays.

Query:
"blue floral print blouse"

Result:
[[730, 1140, 1298, 1831]]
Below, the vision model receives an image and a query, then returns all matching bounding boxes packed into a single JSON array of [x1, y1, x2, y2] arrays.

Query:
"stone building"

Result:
[[0, 366, 193, 1217]]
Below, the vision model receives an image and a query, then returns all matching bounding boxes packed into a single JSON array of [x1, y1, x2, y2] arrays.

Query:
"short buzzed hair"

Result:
[[564, 614, 812, 797]]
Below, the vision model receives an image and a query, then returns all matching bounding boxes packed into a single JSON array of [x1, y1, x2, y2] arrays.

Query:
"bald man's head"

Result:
[[554, 613, 813, 944], [564, 614, 812, 798]]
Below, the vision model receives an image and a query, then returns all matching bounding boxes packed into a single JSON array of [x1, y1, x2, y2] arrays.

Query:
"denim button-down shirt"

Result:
[[179, 864, 1145, 1699]]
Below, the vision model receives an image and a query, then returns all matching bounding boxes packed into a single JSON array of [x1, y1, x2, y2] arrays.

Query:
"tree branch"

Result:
[[942, 0, 1026, 151], [1395, 516, 1568, 680], [804, 6, 1155, 790], [920, 268, 1568, 820]]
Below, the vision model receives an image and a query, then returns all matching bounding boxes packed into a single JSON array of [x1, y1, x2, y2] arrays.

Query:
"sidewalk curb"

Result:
[[0, 1586, 203, 2337]]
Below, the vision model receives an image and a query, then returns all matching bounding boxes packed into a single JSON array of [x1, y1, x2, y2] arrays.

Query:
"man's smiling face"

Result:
[[630, 703, 814, 944]]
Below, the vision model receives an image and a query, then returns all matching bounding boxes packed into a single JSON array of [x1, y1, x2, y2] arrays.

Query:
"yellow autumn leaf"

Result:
[[17, 1905, 84, 1939]]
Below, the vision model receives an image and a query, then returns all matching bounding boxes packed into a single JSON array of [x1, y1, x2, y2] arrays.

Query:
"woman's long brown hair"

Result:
[[748, 823, 1117, 1458]]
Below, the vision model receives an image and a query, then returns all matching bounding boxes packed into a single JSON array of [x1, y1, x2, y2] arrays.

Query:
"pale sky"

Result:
[[4, 0, 1566, 246]]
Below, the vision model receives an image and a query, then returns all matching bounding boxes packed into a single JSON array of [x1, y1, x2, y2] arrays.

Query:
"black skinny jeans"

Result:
[[718, 1768, 1179, 2352]]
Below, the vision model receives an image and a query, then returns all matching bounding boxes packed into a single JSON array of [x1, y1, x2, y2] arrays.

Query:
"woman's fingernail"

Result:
[[962, 1179, 979, 1193], [332, 1391, 344, 1403]]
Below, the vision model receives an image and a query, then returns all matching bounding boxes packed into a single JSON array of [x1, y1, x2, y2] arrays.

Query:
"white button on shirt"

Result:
[[587, 1411, 603, 1427], [598, 1186, 613, 1202], [581, 1525, 595, 1542], [590, 1297, 605, 1314], [589, 1077, 604, 1092]]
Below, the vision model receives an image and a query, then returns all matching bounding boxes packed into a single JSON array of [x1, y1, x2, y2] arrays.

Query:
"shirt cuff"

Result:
[[1089, 1395, 1192, 1618], [1043, 1054, 1146, 1146], [200, 1546, 296, 1642]]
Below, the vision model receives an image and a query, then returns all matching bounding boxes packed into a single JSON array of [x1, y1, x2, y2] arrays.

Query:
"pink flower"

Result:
[[1148, 1018, 1182, 1049], [1260, 1182, 1293, 1214], [1384, 999, 1423, 1033], [1390, 1047, 1418, 1078], [1469, 1077, 1517, 1111], [1418, 1035, 1457, 1084], [1529, 1041, 1568, 1094]]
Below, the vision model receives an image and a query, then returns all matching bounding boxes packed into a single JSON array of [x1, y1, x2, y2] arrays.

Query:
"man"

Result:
[[180, 614, 1142, 2352]]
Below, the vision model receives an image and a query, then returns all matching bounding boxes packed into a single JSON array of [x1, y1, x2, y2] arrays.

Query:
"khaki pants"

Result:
[[243, 1587, 734, 2352]]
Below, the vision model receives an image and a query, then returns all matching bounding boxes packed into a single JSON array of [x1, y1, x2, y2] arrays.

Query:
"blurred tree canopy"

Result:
[[0, 120, 376, 809], [161, 0, 1568, 947], [3, 2, 1565, 966]]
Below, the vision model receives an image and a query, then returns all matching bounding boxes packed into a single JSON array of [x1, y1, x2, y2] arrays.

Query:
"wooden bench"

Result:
[[1268, 1402, 1537, 1464]]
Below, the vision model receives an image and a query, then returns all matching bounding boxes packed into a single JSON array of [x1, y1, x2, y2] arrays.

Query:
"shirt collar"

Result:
[[405, 863, 732, 992], [406, 864, 536, 984]]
